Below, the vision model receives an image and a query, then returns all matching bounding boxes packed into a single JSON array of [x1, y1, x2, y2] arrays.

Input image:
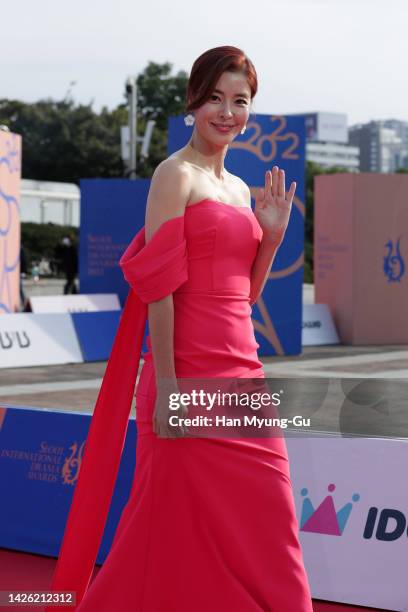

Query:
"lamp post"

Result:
[[121, 76, 155, 179], [125, 76, 137, 179]]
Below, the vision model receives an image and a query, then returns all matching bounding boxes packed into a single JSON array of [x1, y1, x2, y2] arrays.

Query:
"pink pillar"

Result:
[[315, 173, 408, 344], [0, 130, 22, 314]]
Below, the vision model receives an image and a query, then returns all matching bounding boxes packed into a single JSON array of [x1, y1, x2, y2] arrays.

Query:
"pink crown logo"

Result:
[[300, 484, 360, 536]]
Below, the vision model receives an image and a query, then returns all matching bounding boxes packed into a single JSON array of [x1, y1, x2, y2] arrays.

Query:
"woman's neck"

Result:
[[186, 139, 228, 181]]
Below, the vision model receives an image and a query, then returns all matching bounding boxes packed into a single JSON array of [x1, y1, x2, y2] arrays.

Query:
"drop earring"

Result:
[[184, 114, 195, 127], [240, 124, 247, 135]]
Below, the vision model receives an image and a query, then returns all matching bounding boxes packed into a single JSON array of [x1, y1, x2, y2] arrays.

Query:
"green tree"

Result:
[[0, 61, 189, 183], [0, 98, 128, 183], [134, 61, 188, 177]]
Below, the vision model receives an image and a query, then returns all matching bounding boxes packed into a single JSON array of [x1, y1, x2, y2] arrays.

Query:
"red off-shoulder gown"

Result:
[[48, 199, 313, 612]]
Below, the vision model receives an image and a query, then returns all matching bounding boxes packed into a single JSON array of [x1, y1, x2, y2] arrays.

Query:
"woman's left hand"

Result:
[[254, 166, 297, 245]]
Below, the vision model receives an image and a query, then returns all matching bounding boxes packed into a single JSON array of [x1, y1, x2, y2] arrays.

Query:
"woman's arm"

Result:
[[249, 235, 281, 306], [244, 166, 297, 306], [148, 296, 177, 378], [144, 159, 191, 383]]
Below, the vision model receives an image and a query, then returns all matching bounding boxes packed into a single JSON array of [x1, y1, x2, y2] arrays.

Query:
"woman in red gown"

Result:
[[49, 46, 313, 611]]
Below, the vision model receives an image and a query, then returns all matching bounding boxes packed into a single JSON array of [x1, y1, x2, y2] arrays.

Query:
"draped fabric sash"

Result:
[[45, 215, 188, 610]]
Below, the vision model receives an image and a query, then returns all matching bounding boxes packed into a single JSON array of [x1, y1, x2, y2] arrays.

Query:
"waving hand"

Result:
[[254, 166, 296, 245]]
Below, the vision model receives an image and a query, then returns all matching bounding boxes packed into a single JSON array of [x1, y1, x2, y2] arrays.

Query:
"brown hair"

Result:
[[186, 46, 258, 113]]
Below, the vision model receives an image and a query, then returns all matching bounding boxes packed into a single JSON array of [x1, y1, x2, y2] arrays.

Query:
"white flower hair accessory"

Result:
[[184, 114, 195, 126]]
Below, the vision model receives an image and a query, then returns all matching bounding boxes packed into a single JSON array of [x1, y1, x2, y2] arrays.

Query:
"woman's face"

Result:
[[193, 71, 252, 145]]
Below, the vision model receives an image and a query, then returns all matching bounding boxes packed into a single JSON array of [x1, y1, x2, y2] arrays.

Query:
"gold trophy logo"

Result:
[[62, 441, 85, 485]]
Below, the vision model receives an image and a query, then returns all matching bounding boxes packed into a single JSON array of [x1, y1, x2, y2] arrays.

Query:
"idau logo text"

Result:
[[364, 507, 408, 541]]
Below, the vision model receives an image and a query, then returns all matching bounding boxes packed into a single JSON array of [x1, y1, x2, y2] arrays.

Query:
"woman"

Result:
[[49, 46, 313, 611]]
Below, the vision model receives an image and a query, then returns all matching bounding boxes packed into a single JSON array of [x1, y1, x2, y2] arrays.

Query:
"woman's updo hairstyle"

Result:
[[186, 46, 258, 113]]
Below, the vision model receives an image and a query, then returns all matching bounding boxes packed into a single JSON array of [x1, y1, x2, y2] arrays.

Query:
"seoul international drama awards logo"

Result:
[[62, 440, 85, 485], [299, 483, 360, 536], [383, 237, 405, 282]]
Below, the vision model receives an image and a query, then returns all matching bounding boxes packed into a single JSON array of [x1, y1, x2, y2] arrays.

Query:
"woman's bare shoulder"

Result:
[[153, 149, 193, 182], [145, 155, 193, 241]]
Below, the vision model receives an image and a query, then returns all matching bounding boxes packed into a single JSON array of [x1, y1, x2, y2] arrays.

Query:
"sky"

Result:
[[2, 0, 407, 127]]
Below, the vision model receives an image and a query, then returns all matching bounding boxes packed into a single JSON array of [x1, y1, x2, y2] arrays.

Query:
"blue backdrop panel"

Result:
[[71, 311, 121, 362], [79, 178, 150, 307], [79, 114, 305, 357], [0, 405, 136, 564], [79, 178, 150, 354], [168, 113, 306, 355]]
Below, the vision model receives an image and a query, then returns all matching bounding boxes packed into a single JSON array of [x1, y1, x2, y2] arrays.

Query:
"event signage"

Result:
[[315, 173, 408, 344], [79, 178, 150, 307], [0, 313, 83, 367], [29, 294, 121, 314], [287, 434, 408, 611], [1, 403, 407, 610], [71, 311, 121, 362], [0, 406, 135, 563], [302, 304, 339, 346]]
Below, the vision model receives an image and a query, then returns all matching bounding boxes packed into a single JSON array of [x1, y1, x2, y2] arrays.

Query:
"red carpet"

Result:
[[0, 548, 386, 611]]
